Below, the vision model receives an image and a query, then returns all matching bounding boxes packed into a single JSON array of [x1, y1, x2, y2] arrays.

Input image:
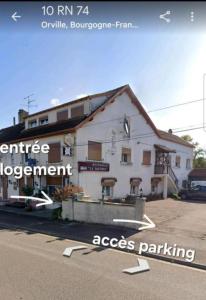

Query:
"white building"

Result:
[[0, 85, 193, 203]]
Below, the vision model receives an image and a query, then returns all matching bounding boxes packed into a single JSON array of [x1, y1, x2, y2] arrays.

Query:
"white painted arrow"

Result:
[[113, 214, 155, 231], [11, 191, 53, 208], [63, 245, 87, 257], [11, 12, 22, 22], [123, 258, 150, 274]]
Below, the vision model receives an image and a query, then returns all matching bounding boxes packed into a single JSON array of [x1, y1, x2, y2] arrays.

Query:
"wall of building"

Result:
[[76, 91, 193, 200]]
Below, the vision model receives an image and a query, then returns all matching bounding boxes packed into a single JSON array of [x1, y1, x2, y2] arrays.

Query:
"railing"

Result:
[[154, 164, 178, 188], [154, 164, 168, 174], [168, 166, 178, 187]]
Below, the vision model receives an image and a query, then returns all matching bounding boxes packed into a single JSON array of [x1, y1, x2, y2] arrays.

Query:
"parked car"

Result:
[[179, 185, 206, 200]]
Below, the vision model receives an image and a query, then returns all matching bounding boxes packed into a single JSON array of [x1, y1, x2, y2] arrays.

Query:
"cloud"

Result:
[[50, 98, 61, 107], [76, 93, 88, 99]]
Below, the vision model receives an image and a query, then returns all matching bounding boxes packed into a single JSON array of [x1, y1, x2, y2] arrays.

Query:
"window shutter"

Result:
[[143, 151, 151, 165], [57, 110, 68, 121], [88, 141, 102, 161], [71, 105, 84, 118], [48, 143, 61, 163]]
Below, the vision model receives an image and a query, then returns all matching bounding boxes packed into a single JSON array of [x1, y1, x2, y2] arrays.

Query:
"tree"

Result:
[[181, 135, 206, 168]]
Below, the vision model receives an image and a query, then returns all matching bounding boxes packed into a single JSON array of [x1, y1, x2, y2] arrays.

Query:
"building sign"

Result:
[[78, 161, 110, 172]]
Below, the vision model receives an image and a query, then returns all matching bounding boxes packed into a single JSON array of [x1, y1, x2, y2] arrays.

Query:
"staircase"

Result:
[[167, 166, 179, 194], [154, 164, 179, 194]]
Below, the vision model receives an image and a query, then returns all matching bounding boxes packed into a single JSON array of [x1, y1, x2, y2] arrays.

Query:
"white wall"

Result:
[[76, 92, 193, 200]]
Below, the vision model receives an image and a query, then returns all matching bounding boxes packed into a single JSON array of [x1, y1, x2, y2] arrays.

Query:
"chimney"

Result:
[[13, 117, 16, 126], [168, 129, 173, 134], [18, 109, 29, 123]]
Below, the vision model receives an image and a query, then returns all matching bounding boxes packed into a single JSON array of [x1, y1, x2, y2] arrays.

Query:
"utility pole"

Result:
[[203, 74, 206, 132], [24, 94, 37, 113]]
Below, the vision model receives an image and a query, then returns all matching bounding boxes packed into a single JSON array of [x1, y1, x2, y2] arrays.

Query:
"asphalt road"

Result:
[[0, 226, 205, 300]]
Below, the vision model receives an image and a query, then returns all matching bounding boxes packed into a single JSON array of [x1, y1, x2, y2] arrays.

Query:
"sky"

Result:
[[1, 27, 206, 147]]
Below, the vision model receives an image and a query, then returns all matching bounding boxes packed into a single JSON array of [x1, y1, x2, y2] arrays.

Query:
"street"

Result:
[[0, 225, 205, 300]]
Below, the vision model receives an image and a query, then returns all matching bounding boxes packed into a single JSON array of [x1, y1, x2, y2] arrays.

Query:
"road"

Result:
[[0, 226, 205, 300]]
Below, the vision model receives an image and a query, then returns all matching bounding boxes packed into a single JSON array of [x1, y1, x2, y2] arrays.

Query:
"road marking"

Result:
[[11, 191, 53, 207], [113, 214, 155, 230], [123, 258, 150, 274], [63, 245, 87, 257]]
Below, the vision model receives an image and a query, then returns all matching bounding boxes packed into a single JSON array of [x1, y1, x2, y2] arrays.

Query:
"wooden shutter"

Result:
[[46, 176, 62, 185], [71, 105, 84, 118], [88, 141, 102, 161], [176, 156, 181, 167], [122, 147, 131, 162], [57, 110, 68, 121], [48, 143, 61, 163], [143, 151, 151, 165]]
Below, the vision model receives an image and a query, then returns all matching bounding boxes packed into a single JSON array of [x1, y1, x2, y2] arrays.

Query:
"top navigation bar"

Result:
[[0, 1, 206, 32]]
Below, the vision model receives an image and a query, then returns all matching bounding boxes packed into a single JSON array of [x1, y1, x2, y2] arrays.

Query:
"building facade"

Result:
[[0, 85, 193, 202]]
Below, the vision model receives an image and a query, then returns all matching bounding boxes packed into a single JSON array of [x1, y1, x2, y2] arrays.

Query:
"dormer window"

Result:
[[28, 119, 37, 128], [57, 109, 68, 121], [39, 115, 48, 125], [71, 105, 84, 118]]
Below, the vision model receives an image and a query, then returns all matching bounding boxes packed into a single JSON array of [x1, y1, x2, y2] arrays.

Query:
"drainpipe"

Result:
[[163, 175, 168, 199]]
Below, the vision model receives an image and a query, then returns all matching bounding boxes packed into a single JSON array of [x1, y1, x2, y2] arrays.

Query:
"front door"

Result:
[[2, 176, 8, 199], [19, 177, 25, 196]]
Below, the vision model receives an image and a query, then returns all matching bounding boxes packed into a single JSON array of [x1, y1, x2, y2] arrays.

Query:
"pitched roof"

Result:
[[26, 85, 126, 119], [188, 168, 206, 179], [0, 85, 194, 149], [157, 129, 193, 148], [0, 123, 24, 144]]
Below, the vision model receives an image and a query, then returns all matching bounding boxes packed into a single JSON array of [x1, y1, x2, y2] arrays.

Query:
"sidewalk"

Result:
[[0, 198, 205, 269]]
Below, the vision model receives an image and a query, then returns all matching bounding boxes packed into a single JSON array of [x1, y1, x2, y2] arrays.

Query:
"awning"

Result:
[[154, 144, 176, 153], [101, 177, 117, 187], [151, 177, 162, 185], [130, 177, 142, 186]]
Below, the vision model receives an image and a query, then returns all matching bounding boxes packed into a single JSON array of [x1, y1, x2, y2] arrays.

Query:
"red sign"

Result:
[[78, 161, 110, 172]]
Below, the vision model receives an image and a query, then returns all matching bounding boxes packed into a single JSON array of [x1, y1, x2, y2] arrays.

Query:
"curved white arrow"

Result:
[[113, 214, 155, 231], [11, 191, 53, 207]]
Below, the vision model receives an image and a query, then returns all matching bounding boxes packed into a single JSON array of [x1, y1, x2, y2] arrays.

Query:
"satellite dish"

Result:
[[64, 134, 74, 146]]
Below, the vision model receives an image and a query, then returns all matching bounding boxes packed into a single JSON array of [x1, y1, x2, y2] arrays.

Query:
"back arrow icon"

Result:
[[12, 12, 22, 22]]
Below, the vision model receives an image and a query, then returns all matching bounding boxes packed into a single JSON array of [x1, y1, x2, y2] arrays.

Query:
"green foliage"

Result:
[[22, 185, 34, 196], [181, 135, 206, 168], [170, 193, 181, 200], [52, 207, 62, 220]]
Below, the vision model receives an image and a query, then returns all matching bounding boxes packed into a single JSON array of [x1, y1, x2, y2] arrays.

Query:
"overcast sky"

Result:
[[1, 28, 206, 147]]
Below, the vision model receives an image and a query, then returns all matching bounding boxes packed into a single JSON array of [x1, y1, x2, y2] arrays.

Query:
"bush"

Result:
[[52, 207, 62, 220]]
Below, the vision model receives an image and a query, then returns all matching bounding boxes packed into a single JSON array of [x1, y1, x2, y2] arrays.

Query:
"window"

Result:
[[88, 141, 102, 161], [102, 186, 113, 197], [121, 147, 131, 163], [57, 109, 68, 121], [143, 151, 151, 165], [39, 115, 48, 125], [101, 178, 116, 199], [130, 178, 142, 195], [71, 105, 84, 118], [175, 155, 181, 168], [28, 119, 37, 128], [186, 158, 191, 169], [48, 143, 61, 163]]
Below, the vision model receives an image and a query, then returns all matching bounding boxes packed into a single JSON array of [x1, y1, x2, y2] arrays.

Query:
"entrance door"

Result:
[[19, 177, 25, 196], [2, 176, 8, 199]]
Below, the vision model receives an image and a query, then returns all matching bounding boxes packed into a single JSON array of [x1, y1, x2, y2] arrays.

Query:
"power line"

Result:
[[72, 125, 204, 148], [148, 98, 203, 113]]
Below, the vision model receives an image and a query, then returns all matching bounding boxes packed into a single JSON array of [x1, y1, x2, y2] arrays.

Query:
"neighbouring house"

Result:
[[188, 168, 206, 187], [0, 85, 193, 204]]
